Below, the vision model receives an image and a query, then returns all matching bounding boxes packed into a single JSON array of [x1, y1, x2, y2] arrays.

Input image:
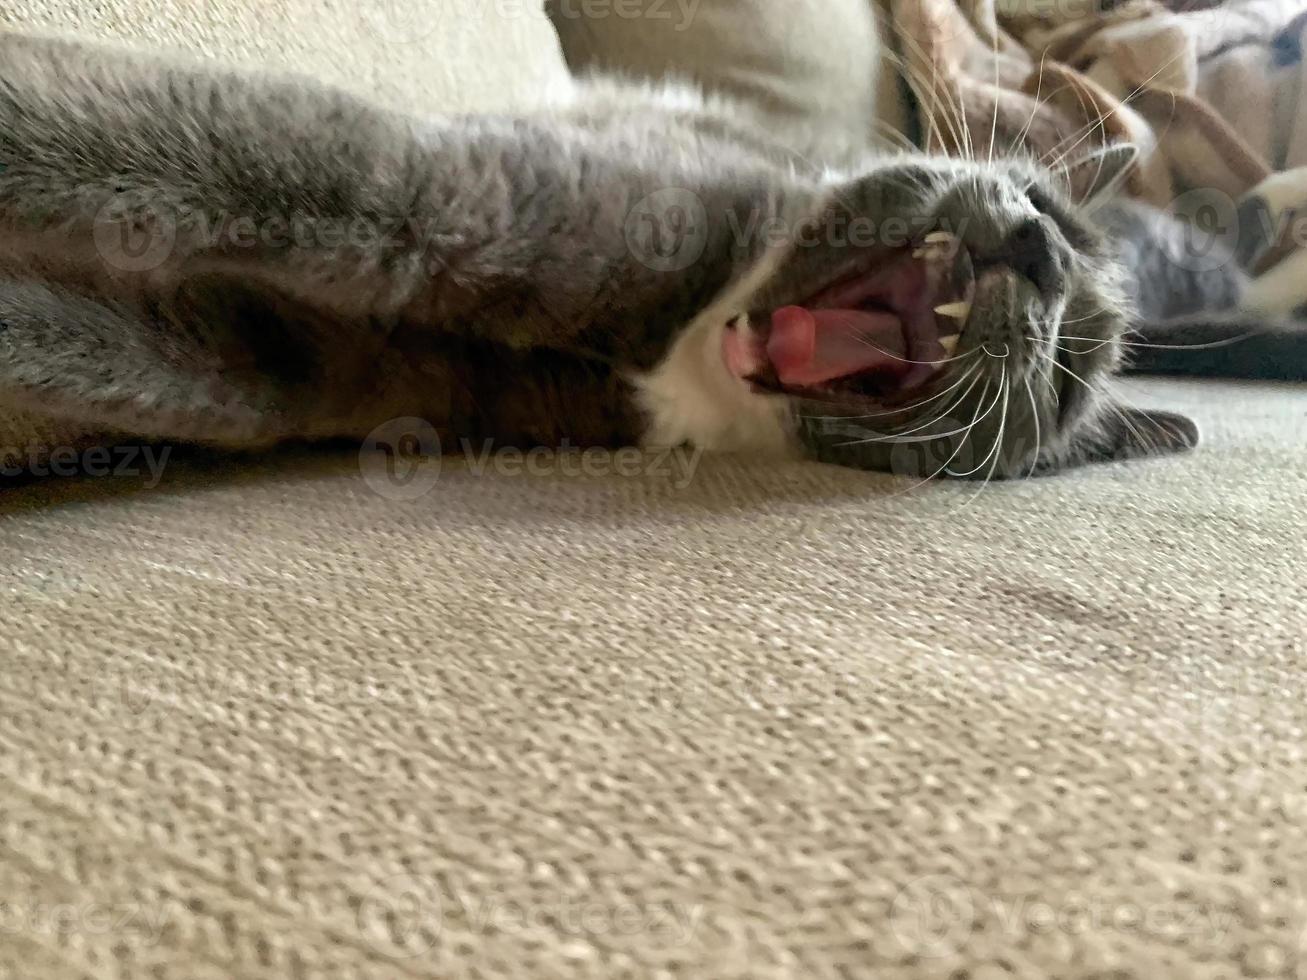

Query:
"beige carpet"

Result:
[[2, 377, 1306, 979], [3, 3, 1306, 977]]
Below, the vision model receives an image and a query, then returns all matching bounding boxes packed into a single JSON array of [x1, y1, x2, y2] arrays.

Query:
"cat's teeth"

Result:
[[924, 231, 955, 246], [934, 300, 971, 321], [938, 334, 959, 356]]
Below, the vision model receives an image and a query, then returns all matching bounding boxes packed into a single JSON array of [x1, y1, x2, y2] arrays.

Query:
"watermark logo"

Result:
[[890, 874, 977, 958], [548, 0, 703, 32], [358, 419, 703, 499], [359, 0, 437, 45], [454, 440, 702, 489], [91, 198, 455, 277], [1187, 681, 1278, 800], [1, 443, 172, 487], [355, 875, 701, 957], [886, 425, 982, 483], [888, 874, 1235, 958], [99, 658, 159, 732], [0, 900, 173, 946], [1163, 187, 1242, 274], [80, 653, 435, 732], [93, 193, 178, 273], [359, 417, 444, 502], [625, 188, 709, 273], [357, 873, 443, 958]]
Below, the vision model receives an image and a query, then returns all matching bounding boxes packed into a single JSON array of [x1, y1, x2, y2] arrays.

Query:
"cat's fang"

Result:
[[722, 315, 769, 380], [938, 334, 959, 356], [924, 231, 955, 246], [933, 300, 971, 322]]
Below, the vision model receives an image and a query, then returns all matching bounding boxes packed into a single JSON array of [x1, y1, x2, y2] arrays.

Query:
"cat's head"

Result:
[[717, 145, 1198, 479]]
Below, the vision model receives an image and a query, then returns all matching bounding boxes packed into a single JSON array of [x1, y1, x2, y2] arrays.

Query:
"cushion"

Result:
[[547, 0, 915, 158], [0, 0, 570, 113]]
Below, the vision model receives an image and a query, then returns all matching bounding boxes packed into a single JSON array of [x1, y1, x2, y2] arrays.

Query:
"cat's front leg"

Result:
[[0, 31, 772, 364], [0, 31, 442, 310]]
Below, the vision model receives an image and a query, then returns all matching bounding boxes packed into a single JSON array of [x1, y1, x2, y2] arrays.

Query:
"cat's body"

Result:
[[1100, 197, 1307, 381], [1097, 200, 1250, 322], [0, 32, 1204, 481]]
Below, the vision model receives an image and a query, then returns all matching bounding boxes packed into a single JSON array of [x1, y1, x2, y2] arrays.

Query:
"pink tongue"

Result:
[[766, 306, 909, 387]]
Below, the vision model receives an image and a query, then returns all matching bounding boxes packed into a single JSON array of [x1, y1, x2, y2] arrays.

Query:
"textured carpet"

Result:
[[3, 2, 1306, 977], [2, 378, 1306, 979]]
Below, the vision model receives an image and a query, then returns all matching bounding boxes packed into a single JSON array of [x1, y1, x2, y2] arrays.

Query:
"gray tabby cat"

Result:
[[0, 31, 1200, 484], [1102, 199, 1307, 382]]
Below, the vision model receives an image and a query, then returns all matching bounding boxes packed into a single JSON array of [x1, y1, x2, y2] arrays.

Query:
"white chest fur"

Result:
[[632, 316, 799, 457]]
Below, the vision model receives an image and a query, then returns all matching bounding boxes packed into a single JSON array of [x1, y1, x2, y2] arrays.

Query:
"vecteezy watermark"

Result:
[[356, 873, 702, 959], [725, 210, 968, 254], [884, 420, 1042, 484], [889, 874, 1235, 959], [547, 0, 703, 32], [0, 443, 171, 487], [889, 874, 977, 959], [457, 441, 702, 491], [1158, 187, 1244, 274], [0, 899, 174, 946], [81, 650, 436, 732], [358, 418, 704, 501], [359, 417, 444, 503], [624, 188, 710, 273], [93, 192, 180, 274], [1150, 183, 1307, 276], [357, 0, 439, 45], [797, 411, 1042, 485], [91, 195, 456, 274], [357, 874, 442, 958], [357, 0, 706, 45], [623, 187, 973, 272]]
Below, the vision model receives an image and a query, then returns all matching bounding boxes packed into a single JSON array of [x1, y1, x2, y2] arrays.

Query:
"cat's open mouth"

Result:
[[723, 232, 977, 404]]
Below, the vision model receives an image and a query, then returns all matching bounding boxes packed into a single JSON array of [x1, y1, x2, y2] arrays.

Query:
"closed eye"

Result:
[[1025, 185, 1055, 215]]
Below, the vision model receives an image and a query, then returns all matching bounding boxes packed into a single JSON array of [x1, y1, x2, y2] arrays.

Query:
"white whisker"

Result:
[[1058, 333, 1256, 352], [834, 369, 986, 444], [1022, 373, 1043, 479], [889, 378, 996, 495], [951, 366, 1009, 482], [801, 361, 981, 423]]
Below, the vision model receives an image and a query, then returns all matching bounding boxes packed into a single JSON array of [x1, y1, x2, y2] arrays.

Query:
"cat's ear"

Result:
[[1065, 143, 1139, 208], [1041, 405, 1199, 473]]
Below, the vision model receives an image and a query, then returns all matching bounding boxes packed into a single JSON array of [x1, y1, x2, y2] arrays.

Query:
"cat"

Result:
[[1100, 197, 1307, 381], [0, 31, 1200, 485]]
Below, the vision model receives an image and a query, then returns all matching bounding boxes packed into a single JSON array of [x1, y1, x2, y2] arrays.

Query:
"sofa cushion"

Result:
[[548, 0, 915, 158], [0, 0, 570, 112]]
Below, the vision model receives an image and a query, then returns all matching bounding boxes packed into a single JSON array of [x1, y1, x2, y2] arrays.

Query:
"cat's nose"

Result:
[[999, 218, 1063, 296]]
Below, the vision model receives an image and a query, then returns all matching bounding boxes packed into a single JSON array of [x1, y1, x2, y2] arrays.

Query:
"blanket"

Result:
[[889, 0, 1307, 308]]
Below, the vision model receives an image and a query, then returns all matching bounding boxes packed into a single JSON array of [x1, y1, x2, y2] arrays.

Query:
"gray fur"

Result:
[[1098, 199, 1307, 381], [1096, 200, 1248, 322], [0, 31, 1196, 483]]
